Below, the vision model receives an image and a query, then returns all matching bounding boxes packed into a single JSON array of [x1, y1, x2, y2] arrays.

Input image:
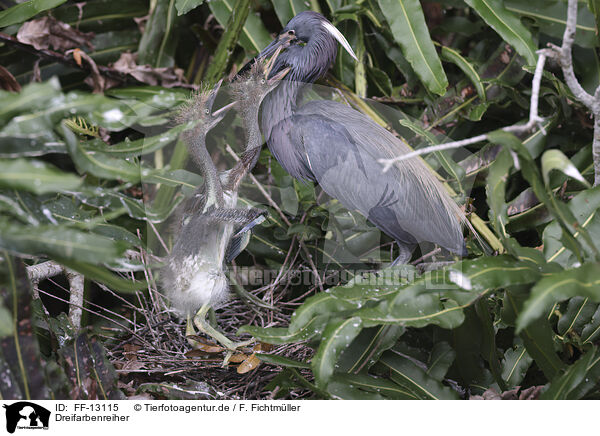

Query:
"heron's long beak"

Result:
[[321, 21, 358, 61], [268, 67, 291, 85], [257, 32, 296, 60], [206, 79, 223, 112]]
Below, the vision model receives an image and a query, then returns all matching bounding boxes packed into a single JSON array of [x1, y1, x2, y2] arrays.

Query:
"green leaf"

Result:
[[378, 351, 460, 399], [238, 315, 328, 344], [60, 122, 148, 183], [271, 0, 309, 27], [501, 343, 532, 387], [503, 289, 564, 379], [540, 348, 596, 400], [506, 0, 598, 48], [0, 159, 81, 194], [541, 149, 590, 187], [0, 254, 51, 399], [58, 259, 149, 293], [0, 0, 66, 28], [327, 373, 416, 399], [426, 342, 455, 381], [0, 220, 128, 264], [255, 354, 310, 369], [312, 317, 363, 388], [544, 186, 600, 267], [582, 305, 600, 344], [517, 263, 600, 332], [208, 0, 272, 54], [377, 0, 448, 95], [439, 45, 486, 101], [557, 297, 598, 337], [337, 325, 404, 373], [465, 0, 537, 65], [137, 0, 178, 67], [175, 0, 204, 15]]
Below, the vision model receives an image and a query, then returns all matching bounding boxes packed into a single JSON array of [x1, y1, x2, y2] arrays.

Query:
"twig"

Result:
[[545, 0, 600, 186], [378, 52, 548, 171], [65, 268, 84, 328]]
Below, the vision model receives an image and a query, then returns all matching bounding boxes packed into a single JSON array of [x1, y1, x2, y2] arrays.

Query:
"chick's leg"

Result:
[[191, 304, 254, 366]]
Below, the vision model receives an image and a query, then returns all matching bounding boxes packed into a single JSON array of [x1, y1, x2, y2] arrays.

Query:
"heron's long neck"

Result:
[[260, 80, 303, 142]]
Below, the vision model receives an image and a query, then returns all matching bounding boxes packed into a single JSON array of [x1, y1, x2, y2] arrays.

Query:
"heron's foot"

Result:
[[190, 305, 256, 367]]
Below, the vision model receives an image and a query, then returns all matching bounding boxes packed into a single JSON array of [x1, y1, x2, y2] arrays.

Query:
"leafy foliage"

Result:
[[0, 0, 599, 400]]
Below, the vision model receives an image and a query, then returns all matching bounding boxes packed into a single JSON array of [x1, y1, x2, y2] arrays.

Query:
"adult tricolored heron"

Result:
[[253, 11, 469, 263]]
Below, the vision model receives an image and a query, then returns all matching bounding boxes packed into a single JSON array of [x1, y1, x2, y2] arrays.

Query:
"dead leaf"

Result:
[[73, 48, 83, 66], [237, 353, 261, 374], [110, 52, 186, 88], [17, 16, 94, 52], [0, 65, 21, 92], [228, 353, 248, 363], [186, 335, 224, 353], [518, 385, 543, 400]]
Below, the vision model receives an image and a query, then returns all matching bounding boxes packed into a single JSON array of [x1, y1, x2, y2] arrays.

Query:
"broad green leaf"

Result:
[[503, 289, 564, 379], [271, 0, 309, 27], [426, 342, 455, 381], [0, 254, 50, 399], [540, 349, 596, 400], [0, 0, 66, 28], [377, 0, 448, 95], [541, 149, 590, 187], [0, 159, 81, 194], [544, 186, 600, 266], [175, 0, 204, 15], [501, 343, 532, 387], [255, 354, 310, 369], [238, 315, 328, 344], [567, 350, 600, 399], [312, 317, 363, 387], [582, 305, 600, 344], [439, 45, 486, 101], [378, 351, 460, 399], [557, 297, 598, 337], [61, 123, 149, 182], [209, 0, 272, 54], [465, 0, 537, 65], [327, 373, 416, 399], [0, 221, 128, 264], [137, 0, 178, 67], [58, 259, 149, 293], [337, 325, 404, 373], [517, 263, 600, 332], [83, 123, 187, 157], [506, 0, 598, 48], [486, 147, 512, 241]]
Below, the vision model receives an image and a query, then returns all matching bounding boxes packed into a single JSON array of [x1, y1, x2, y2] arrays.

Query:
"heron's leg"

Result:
[[192, 304, 254, 366], [390, 243, 414, 266]]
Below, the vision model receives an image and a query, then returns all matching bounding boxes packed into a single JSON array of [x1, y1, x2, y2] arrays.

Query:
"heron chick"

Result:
[[161, 54, 288, 362]]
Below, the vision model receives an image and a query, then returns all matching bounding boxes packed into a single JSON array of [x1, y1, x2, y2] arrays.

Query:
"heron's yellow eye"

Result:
[[288, 30, 295, 35]]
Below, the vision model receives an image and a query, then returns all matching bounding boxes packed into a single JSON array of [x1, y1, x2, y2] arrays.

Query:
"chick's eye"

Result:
[[287, 30, 295, 35], [260, 79, 266, 84], [204, 109, 209, 114]]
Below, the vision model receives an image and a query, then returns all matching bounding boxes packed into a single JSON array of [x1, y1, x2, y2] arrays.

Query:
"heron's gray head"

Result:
[[258, 11, 357, 83]]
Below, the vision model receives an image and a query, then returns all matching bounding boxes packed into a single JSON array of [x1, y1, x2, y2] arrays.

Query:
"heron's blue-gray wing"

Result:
[[293, 101, 465, 254]]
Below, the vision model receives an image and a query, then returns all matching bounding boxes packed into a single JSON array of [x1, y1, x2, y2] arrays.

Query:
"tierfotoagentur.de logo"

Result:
[[2, 402, 50, 434]]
